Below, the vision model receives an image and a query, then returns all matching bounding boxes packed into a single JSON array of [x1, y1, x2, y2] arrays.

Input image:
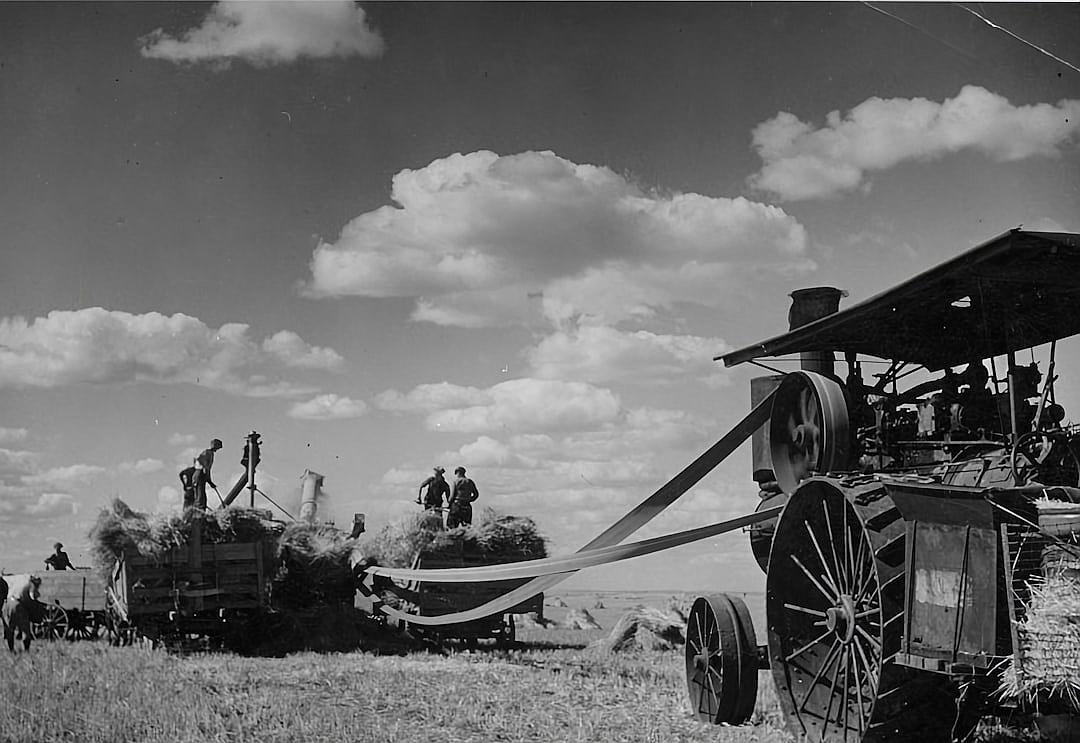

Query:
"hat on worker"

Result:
[[54, 542, 63, 550], [455, 466, 466, 475], [434, 466, 445, 474], [211, 438, 223, 449]]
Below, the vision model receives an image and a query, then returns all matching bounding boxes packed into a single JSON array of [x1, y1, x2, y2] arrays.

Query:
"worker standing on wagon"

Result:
[[447, 466, 479, 528], [417, 466, 450, 511], [179, 465, 197, 509], [193, 438, 223, 510], [44, 542, 74, 571]]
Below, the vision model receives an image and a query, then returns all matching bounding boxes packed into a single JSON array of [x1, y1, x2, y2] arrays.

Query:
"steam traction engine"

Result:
[[684, 230, 1080, 741]]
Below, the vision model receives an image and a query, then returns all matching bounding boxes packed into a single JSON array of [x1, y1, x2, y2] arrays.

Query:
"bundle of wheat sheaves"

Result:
[[999, 499, 1080, 712]]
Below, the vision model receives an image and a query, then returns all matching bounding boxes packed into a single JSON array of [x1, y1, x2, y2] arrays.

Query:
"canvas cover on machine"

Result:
[[720, 230, 1080, 371]]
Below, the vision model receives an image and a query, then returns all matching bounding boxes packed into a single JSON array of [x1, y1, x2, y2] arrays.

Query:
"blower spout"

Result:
[[299, 469, 325, 523]]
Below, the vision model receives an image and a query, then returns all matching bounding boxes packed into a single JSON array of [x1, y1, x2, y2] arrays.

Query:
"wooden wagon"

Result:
[[106, 523, 275, 645], [3, 571, 107, 641], [399, 548, 544, 647]]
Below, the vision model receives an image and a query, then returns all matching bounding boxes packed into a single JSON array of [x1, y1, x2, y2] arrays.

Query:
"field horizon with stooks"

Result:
[[1, 590, 1042, 743]]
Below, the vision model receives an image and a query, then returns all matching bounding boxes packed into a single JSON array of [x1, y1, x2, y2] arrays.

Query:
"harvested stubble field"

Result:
[[0, 593, 1043, 743]]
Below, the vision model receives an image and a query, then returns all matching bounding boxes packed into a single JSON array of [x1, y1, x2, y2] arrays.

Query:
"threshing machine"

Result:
[[684, 230, 1080, 741]]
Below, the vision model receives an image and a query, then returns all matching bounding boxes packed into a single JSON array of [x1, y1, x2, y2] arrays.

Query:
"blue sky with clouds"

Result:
[[2, 2, 1079, 591]]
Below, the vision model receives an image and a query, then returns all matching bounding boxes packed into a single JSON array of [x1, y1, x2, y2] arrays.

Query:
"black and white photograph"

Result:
[[2, 3, 1079, 741]]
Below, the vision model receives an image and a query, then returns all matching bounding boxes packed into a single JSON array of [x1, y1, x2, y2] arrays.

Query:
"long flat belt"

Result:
[[377, 390, 775, 627], [370, 506, 781, 584]]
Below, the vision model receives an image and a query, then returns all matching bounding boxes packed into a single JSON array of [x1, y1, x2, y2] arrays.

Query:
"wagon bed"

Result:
[[107, 525, 275, 642], [400, 548, 544, 645]]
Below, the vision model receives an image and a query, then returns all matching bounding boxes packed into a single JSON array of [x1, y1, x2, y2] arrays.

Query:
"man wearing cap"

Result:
[[417, 467, 450, 512], [44, 542, 74, 571], [193, 437, 223, 510], [447, 466, 479, 528]]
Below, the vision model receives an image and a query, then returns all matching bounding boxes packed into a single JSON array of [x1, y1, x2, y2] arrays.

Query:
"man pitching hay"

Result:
[[448, 466, 479, 528]]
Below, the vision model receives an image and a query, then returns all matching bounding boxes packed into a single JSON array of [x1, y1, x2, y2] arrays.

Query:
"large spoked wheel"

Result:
[[770, 371, 850, 495], [767, 478, 958, 742], [32, 604, 69, 641], [685, 594, 759, 724]]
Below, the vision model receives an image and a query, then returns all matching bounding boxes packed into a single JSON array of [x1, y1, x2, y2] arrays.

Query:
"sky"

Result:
[[1, 2, 1079, 592]]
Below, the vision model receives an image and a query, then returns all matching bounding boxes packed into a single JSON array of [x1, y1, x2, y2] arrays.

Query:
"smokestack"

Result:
[[788, 287, 845, 375], [749, 286, 845, 486], [299, 470, 324, 523]]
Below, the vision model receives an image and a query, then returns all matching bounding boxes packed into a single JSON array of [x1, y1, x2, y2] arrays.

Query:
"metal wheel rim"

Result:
[[685, 595, 756, 724], [34, 604, 69, 641], [767, 482, 883, 741]]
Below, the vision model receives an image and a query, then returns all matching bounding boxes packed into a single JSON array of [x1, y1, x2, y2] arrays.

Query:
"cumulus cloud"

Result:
[[376, 378, 622, 434], [305, 150, 808, 327], [750, 86, 1080, 201], [375, 382, 491, 414], [21, 464, 107, 488], [526, 325, 729, 386], [0, 427, 28, 445], [117, 458, 165, 476], [262, 331, 345, 371], [0, 307, 341, 398], [288, 393, 368, 420], [0, 491, 77, 521], [139, 1, 385, 67], [0, 450, 81, 525], [0, 448, 38, 479]]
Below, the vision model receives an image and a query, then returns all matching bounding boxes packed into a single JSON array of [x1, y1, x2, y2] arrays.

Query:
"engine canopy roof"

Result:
[[721, 230, 1080, 371]]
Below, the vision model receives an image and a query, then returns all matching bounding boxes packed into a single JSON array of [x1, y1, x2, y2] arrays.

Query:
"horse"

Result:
[[3, 575, 43, 652]]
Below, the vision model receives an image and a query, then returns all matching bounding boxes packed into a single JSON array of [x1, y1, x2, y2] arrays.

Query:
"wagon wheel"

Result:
[[685, 594, 759, 724], [1010, 430, 1080, 486], [767, 478, 959, 742], [66, 610, 101, 641], [32, 604, 69, 641], [770, 371, 850, 496]]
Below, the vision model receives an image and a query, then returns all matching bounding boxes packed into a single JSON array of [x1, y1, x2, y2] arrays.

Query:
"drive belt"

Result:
[[376, 390, 776, 627], [369, 506, 781, 584]]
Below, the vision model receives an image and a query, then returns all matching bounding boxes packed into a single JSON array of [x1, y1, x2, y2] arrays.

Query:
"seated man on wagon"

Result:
[[44, 542, 74, 571]]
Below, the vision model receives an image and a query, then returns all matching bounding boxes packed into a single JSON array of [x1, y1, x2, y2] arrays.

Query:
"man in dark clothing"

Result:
[[193, 438, 223, 510], [447, 466, 479, 528], [44, 542, 74, 571], [179, 466, 197, 509], [417, 467, 450, 511]]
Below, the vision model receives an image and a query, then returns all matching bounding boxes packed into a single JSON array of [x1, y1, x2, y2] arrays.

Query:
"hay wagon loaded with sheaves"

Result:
[[104, 516, 277, 646], [358, 510, 547, 647]]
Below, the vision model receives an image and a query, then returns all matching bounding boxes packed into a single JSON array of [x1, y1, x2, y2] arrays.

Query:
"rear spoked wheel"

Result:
[[767, 479, 958, 742]]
